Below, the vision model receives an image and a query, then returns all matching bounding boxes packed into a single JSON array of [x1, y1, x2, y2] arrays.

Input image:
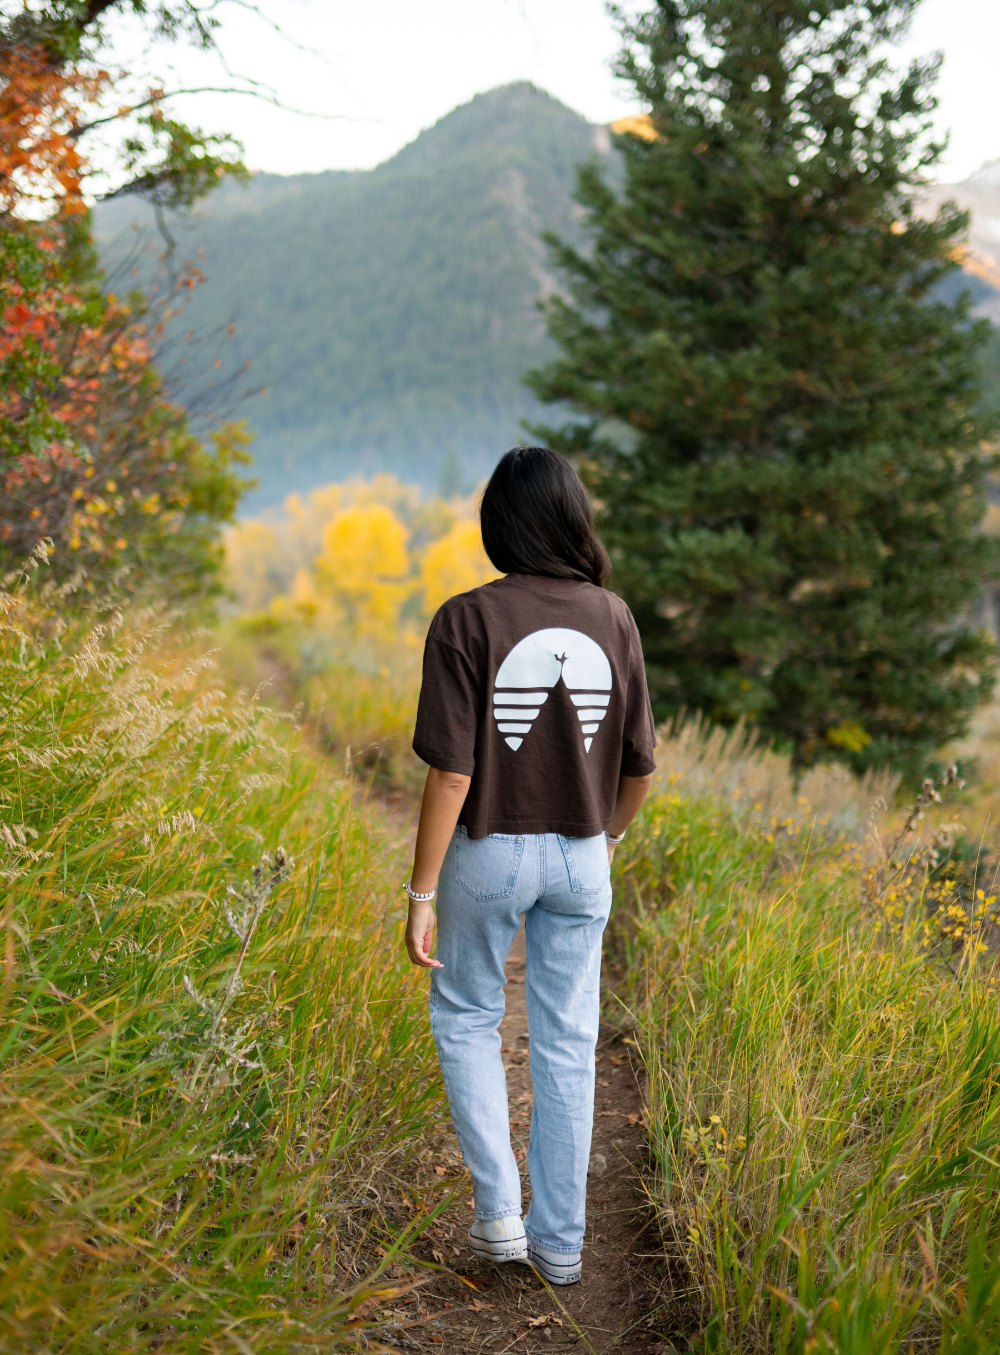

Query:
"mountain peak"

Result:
[[95, 82, 609, 506], [383, 82, 597, 174], [960, 159, 1000, 193]]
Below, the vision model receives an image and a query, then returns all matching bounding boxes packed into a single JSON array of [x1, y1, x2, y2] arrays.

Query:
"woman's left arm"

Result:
[[404, 767, 472, 969]]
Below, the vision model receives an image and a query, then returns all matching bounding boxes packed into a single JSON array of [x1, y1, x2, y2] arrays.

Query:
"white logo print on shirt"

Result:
[[493, 627, 613, 753]]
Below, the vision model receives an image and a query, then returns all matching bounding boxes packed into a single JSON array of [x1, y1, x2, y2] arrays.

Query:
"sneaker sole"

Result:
[[528, 1253, 582, 1285]]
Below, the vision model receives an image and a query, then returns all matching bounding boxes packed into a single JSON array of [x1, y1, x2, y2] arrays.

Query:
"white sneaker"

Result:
[[527, 1241, 582, 1285], [468, 1215, 528, 1262]]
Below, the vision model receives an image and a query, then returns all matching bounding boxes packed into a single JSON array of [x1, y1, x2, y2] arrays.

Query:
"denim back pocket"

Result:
[[455, 826, 524, 900], [557, 834, 610, 895]]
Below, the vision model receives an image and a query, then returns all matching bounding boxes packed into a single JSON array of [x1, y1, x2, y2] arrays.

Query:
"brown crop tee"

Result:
[[412, 573, 657, 839]]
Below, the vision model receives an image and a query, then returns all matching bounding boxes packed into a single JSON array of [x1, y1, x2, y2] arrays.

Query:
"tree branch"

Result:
[[84, 0, 120, 22], [69, 84, 360, 140]]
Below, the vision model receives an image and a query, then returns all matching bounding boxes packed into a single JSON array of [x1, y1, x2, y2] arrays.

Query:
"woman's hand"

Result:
[[406, 899, 443, 969], [402, 767, 470, 971], [607, 842, 616, 866]]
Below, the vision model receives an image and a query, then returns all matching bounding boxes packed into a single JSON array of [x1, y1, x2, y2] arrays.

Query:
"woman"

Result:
[[404, 446, 655, 1286]]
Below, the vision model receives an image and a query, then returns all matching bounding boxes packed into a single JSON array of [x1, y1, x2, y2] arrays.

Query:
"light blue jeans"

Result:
[[429, 827, 613, 1254]]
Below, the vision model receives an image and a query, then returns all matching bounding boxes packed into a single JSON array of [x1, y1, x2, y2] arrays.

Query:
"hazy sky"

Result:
[[105, 0, 999, 184]]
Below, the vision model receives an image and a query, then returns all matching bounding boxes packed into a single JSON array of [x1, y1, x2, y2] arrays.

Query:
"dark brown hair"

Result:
[[479, 446, 610, 586]]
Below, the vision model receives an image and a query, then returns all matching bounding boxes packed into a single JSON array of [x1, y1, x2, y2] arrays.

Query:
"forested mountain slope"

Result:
[[95, 83, 611, 507], [94, 83, 1000, 512]]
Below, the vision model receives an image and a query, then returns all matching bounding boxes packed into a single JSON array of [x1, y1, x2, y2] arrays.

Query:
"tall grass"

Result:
[[215, 614, 424, 790], [13, 536, 1000, 1354], [653, 714, 900, 837], [615, 742, 1000, 1353], [0, 559, 444, 1353]]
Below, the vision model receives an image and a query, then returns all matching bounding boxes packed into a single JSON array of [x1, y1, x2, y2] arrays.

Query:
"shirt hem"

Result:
[[459, 818, 608, 841], [622, 753, 657, 777]]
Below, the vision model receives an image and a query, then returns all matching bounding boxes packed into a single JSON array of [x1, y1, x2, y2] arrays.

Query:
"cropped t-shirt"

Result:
[[412, 573, 657, 839]]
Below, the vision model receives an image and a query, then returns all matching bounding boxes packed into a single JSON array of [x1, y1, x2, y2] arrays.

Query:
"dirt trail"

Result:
[[387, 918, 662, 1353], [361, 788, 663, 1351]]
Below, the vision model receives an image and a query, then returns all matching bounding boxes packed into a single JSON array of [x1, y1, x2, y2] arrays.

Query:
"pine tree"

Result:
[[527, 0, 1000, 776]]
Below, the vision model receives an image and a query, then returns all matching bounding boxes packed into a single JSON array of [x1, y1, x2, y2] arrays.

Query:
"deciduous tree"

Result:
[[0, 2, 253, 599]]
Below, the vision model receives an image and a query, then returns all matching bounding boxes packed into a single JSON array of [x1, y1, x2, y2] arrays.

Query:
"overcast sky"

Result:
[[105, 0, 999, 185]]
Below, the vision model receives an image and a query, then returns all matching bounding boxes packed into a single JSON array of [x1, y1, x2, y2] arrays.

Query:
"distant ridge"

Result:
[[963, 159, 1000, 194], [94, 94, 1000, 510], [919, 160, 1000, 327], [95, 83, 611, 509]]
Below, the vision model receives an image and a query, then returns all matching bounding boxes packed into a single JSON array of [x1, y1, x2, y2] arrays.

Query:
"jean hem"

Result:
[[474, 1208, 523, 1222], [525, 1231, 583, 1254]]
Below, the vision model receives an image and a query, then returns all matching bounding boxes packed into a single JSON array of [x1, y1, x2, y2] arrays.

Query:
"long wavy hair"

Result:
[[479, 446, 610, 587]]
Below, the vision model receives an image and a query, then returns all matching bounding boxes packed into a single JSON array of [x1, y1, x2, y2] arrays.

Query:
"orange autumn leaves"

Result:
[[0, 46, 106, 217], [0, 237, 227, 569]]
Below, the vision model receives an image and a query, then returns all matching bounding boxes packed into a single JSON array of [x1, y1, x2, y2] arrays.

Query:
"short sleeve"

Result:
[[412, 636, 481, 775], [620, 648, 657, 779]]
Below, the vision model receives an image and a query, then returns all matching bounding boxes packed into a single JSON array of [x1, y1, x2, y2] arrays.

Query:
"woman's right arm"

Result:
[[404, 767, 471, 969], [606, 772, 653, 862]]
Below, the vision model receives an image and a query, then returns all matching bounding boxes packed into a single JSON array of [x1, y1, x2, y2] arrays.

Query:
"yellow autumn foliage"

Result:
[[609, 113, 661, 142], [224, 475, 499, 642], [421, 520, 500, 614], [281, 475, 424, 572], [224, 475, 425, 612], [315, 503, 412, 638], [268, 566, 326, 624]]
